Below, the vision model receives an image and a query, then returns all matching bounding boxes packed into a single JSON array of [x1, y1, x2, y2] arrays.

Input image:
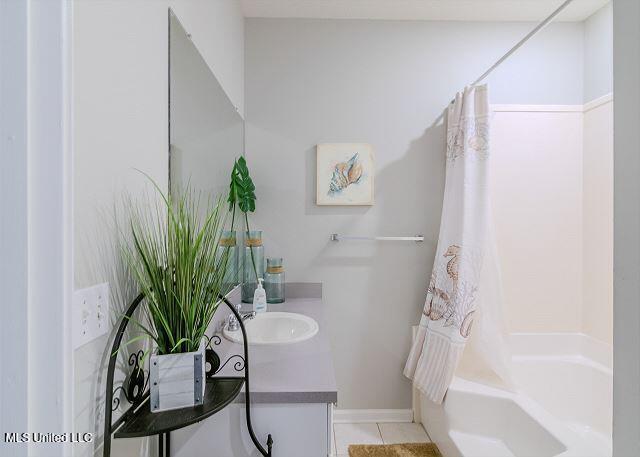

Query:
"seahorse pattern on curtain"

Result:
[[404, 85, 491, 404]]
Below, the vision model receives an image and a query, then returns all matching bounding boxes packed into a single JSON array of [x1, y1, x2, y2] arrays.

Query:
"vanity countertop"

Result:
[[212, 283, 337, 404]]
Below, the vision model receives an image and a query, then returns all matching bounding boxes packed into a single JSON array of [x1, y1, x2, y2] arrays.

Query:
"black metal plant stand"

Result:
[[102, 294, 273, 457]]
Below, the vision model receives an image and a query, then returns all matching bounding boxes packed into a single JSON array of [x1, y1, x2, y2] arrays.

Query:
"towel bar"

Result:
[[330, 234, 424, 242]]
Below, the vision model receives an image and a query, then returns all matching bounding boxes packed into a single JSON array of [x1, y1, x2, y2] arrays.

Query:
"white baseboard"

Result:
[[333, 409, 413, 423]]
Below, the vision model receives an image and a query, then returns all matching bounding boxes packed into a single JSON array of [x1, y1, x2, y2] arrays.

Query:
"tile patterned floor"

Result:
[[332, 422, 431, 456]]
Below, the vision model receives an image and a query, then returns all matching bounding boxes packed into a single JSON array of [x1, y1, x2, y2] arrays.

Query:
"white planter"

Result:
[[149, 341, 206, 413]]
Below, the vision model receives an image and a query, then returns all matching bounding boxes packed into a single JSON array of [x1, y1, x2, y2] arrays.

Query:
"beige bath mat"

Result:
[[348, 442, 442, 457]]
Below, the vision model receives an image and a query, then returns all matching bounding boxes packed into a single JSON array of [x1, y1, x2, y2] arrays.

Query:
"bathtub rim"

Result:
[[422, 376, 611, 457], [413, 332, 613, 457]]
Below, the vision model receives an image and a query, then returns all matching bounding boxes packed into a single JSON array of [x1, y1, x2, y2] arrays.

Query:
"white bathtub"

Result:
[[418, 333, 612, 457]]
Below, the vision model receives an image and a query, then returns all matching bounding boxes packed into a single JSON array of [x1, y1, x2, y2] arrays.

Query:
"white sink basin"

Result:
[[223, 312, 319, 345]]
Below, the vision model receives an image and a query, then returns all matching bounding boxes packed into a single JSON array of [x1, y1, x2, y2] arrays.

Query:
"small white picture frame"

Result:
[[316, 143, 374, 206]]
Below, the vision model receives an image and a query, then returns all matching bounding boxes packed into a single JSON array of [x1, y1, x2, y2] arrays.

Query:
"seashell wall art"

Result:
[[316, 143, 375, 206]]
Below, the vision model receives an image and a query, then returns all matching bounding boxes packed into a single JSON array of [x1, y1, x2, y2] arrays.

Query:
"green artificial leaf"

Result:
[[227, 157, 260, 282], [229, 157, 257, 214]]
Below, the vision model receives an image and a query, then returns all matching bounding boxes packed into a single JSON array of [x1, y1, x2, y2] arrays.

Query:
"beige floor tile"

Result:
[[378, 422, 431, 444], [333, 423, 383, 454]]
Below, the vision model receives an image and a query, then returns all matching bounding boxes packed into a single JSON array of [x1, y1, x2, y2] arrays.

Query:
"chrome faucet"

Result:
[[227, 304, 256, 332]]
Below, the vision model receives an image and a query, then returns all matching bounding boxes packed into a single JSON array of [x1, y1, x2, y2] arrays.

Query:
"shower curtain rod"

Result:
[[468, 0, 575, 87]]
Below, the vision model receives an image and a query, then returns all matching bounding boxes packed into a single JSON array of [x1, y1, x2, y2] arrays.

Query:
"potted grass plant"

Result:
[[121, 178, 228, 412]]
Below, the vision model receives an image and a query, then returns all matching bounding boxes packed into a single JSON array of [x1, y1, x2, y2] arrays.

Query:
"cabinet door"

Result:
[[171, 402, 329, 457]]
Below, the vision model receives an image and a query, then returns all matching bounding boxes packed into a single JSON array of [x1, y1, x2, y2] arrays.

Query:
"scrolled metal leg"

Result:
[[221, 297, 273, 457]]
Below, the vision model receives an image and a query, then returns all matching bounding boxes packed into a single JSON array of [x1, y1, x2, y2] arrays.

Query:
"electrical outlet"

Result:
[[73, 283, 110, 349]]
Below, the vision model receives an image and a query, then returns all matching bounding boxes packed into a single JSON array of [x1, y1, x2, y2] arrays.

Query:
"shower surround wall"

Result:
[[491, 99, 613, 344], [583, 3, 614, 344], [245, 18, 586, 410], [582, 95, 614, 344], [491, 107, 584, 335]]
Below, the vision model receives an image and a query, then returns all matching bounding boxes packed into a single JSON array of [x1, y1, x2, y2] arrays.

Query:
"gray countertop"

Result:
[[211, 283, 338, 404]]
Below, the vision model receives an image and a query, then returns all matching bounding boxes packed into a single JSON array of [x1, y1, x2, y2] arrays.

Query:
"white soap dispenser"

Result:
[[253, 278, 267, 313]]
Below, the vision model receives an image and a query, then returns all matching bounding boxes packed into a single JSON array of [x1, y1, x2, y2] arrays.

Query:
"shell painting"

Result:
[[317, 143, 374, 206], [328, 153, 363, 195]]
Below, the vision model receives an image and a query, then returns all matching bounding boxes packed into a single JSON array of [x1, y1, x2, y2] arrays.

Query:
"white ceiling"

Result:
[[241, 0, 609, 22]]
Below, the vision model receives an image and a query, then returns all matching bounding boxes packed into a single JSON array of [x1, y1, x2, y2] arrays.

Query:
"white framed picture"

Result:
[[316, 143, 374, 206]]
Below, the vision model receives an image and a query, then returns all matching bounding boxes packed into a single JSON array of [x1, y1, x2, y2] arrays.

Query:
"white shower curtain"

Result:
[[404, 85, 511, 403]]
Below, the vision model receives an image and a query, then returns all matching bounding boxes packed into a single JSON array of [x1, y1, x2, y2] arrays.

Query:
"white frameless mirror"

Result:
[[168, 10, 244, 291]]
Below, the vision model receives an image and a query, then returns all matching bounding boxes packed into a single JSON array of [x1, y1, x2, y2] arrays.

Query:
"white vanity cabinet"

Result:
[[171, 402, 333, 457], [170, 285, 337, 457]]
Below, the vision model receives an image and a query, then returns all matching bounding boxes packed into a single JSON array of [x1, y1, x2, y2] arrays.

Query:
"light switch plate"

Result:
[[73, 282, 110, 349]]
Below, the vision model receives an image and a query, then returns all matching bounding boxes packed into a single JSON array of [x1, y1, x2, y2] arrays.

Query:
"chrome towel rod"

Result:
[[330, 234, 424, 242]]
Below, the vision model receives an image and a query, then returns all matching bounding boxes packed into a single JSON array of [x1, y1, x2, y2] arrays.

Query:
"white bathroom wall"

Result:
[[72, 1, 244, 455], [490, 107, 585, 334], [582, 96, 613, 344], [73, 3, 169, 455], [245, 18, 585, 410], [73, 1, 168, 456]]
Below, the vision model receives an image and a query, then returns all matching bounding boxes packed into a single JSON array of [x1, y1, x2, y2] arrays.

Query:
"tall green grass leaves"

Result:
[[121, 176, 228, 355]]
